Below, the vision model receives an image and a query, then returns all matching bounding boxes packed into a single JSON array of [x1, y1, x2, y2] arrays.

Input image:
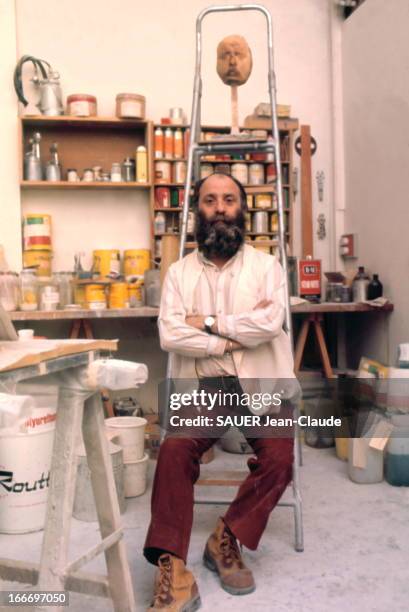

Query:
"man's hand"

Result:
[[253, 299, 272, 310], [185, 315, 206, 331]]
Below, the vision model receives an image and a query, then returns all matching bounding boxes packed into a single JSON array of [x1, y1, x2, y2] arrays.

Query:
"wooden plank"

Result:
[[0, 559, 110, 599], [83, 394, 137, 612], [21, 181, 151, 189], [65, 529, 123, 576], [197, 470, 248, 486], [294, 318, 310, 374], [21, 116, 148, 128], [313, 316, 335, 378], [300, 125, 314, 258], [10, 307, 159, 321]]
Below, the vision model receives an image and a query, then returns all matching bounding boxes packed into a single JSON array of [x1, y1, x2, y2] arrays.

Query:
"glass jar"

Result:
[[20, 269, 38, 311], [111, 163, 122, 182], [0, 272, 20, 311], [39, 279, 60, 311], [54, 272, 73, 308]]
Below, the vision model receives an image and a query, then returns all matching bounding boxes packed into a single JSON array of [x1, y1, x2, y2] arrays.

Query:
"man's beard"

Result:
[[195, 208, 246, 259]]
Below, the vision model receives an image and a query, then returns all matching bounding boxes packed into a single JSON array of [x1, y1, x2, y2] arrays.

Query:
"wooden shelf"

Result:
[[154, 207, 183, 212], [21, 181, 151, 190], [10, 307, 159, 321], [21, 115, 149, 129]]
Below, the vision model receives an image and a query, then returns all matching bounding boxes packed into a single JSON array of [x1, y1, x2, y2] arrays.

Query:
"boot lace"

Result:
[[153, 555, 173, 606], [220, 528, 244, 568]]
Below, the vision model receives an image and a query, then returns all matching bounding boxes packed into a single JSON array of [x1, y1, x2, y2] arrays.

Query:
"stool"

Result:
[[294, 313, 335, 378]]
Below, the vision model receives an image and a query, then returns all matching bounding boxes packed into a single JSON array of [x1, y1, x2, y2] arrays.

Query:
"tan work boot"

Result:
[[203, 517, 255, 596], [147, 553, 201, 611]]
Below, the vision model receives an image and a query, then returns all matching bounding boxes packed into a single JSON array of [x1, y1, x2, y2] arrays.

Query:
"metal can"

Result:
[[270, 212, 279, 233], [155, 187, 171, 208], [255, 194, 272, 210], [244, 213, 252, 232], [67, 168, 79, 182], [92, 166, 103, 181], [231, 163, 248, 185], [248, 164, 265, 185], [178, 188, 185, 207], [155, 239, 162, 259], [266, 164, 277, 183], [155, 161, 171, 184], [214, 163, 230, 175], [246, 194, 253, 209], [252, 211, 269, 234], [200, 164, 213, 179], [121, 158, 135, 182], [253, 236, 271, 254], [109, 282, 129, 309], [179, 212, 195, 234], [173, 161, 187, 184]]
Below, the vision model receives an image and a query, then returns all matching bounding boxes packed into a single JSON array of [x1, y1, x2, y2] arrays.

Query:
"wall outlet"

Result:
[[339, 233, 358, 258]]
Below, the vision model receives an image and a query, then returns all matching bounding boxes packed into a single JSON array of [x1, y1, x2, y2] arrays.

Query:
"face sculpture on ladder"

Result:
[[216, 35, 253, 135]]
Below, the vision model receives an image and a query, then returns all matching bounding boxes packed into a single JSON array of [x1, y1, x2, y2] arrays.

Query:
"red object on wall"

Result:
[[299, 258, 321, 301]]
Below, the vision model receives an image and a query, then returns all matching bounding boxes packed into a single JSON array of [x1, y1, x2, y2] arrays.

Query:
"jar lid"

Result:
[[116, 93, 145, 101], [67, 94, 97, 103]]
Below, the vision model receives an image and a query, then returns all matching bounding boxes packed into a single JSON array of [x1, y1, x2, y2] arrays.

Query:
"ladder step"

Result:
[[64, 528, 123, 576], [196, 139, 277, 155]]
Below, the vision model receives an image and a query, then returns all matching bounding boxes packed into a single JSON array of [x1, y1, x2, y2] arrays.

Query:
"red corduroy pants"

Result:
[[144, 378, 294, 565]]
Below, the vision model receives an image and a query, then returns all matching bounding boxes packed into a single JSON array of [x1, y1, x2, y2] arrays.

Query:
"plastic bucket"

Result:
[[105, 416, 147, 461], [123, 453, 149, 497], [0, 427, 55, 533]]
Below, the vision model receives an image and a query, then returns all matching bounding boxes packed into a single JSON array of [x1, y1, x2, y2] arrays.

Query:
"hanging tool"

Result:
[[13, 55, 63, 116]]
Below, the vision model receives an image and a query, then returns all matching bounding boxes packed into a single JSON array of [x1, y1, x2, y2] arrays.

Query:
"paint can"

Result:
[[179, 212, 195, 234], [0, 427, 55, 534], [109, 282, 129, 309], [255, 194, 272, 210], [23, 250, 52, 278], [105, 416, 147, 462], [253, 236, 271, 253], [270, 213, 279, 233], [231, 163, 248, 185], [200, 164, 214, 179], [73, 438, 125, 522], [248, 164, 265, 185], [266, 163, 277, 183], [92, 250, 120, 277], [128, 280, 144, 307], [123, 453, 149, 497], [74, 285, 86, 308], [85, 284, 107, 310], [123, 249, 150, 279], [252, 211, 269, 234], [246, 194, 253, 209], [23, 214, 52, 251], [244, 213, 252, 232], [154, 161, 171, 184], [155, 187, 171, 208], [173, 161, 186, 184], [214, 163, 230, 175]]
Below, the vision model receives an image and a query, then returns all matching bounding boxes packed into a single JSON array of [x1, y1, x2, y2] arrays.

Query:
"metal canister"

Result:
[[155, 187, 171, 208], [92, 166, 103, 181], [266, 163, 277, 183], [246, 194, 253, 209], [85, 284, 107, 310], [248, 163, 264, 185], [173, 161, 187, 185], [214, 163, 230, 175], [179, 212, 195, 234], [255, 194, 272, 210], [252, 211, 269, 234], [231, 163, 248, 185], [122, 158, 135, 182], [24, 153, 42, 180], [154, 161, 171, 184], [200, 164, 213, 179], [67, 168, 79, 182], [244, 213, 251, 232]]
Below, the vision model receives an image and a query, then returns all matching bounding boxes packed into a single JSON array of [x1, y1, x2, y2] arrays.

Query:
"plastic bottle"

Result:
[[367, 274, 383, 300], [385, 415, 409, 486], [164, 128, 174, 159], [174, 129, 183, 159], [136, 146, 148, 183], [352, 266, 370, 302]]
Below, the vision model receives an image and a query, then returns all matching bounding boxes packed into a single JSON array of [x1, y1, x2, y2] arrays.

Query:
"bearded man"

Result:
[[144, 173, 296, 611]]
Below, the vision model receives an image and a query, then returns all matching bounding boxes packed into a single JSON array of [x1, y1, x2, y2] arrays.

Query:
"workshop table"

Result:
[[0, 340, 137, 612]]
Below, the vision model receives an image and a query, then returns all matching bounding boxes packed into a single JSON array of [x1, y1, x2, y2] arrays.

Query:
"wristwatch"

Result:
[[204, 315, 216, 334]]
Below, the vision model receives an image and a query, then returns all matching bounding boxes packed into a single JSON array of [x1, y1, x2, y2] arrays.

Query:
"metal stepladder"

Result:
[[170, 3, 303, 552]]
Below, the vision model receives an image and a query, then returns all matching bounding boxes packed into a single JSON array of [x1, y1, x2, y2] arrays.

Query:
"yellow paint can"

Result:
[[109, 282, 129, 309], [93, 250, 120, 278], [124, 249, 150, 279], [74, 286, 86, 308], [85, 284, 107, 309], [23, 250, 52, 278]]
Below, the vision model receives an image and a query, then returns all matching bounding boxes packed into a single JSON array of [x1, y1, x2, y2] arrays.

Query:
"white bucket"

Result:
[[0, 426, 55, 533], [16, 383, 58, 433], [105, 416, 147, 462], [123, 453, 149, 497]]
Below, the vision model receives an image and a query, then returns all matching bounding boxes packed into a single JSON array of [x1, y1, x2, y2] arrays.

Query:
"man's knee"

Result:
[[157, 437, 201, 467], [251, 438, 294, 473]]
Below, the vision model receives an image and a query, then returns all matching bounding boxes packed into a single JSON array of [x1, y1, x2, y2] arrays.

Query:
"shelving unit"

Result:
[[151, 119, 298, 263]]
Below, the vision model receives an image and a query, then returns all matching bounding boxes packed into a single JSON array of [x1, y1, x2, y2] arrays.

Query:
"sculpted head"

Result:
[[216, 35, 253, 86]]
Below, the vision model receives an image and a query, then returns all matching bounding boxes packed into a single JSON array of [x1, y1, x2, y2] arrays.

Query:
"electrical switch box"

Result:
[[339, 233, 357, 259]]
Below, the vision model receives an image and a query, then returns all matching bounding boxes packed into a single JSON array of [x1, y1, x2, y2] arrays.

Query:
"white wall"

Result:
[[8, 0, 337, 271], [0, 0, 22, 271], [342, 0, 409, 362]]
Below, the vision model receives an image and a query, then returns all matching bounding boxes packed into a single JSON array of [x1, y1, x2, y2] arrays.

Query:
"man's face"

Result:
[[195, 174, 245, 259], [217, 35, 253, 86]]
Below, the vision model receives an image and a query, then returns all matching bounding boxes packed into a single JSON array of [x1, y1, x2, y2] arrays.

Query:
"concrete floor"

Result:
[[1, 444, 408, 612]]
